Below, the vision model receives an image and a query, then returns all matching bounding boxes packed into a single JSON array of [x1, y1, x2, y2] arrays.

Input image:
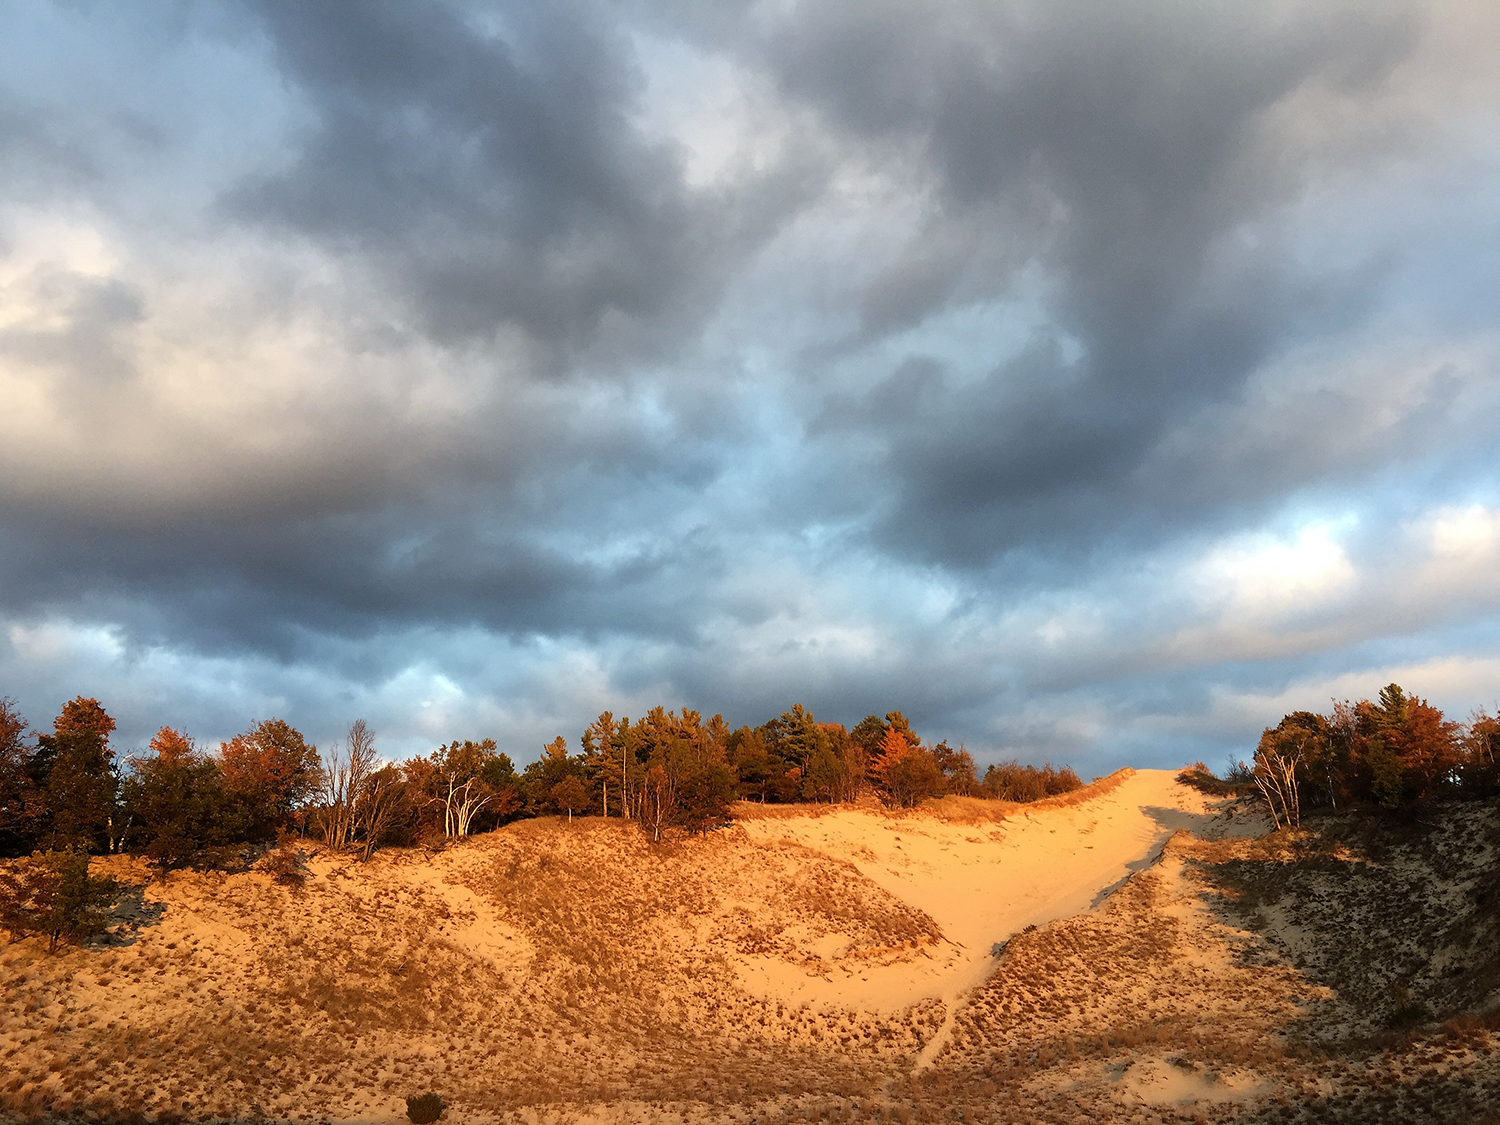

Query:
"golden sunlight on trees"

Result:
[[316, 719, 377, 851], [551, 776, 589, 823], [1, 692, 1098, 866], [979, 760, 1082, 801], [0, 697, 43, 855], [38, 698, 118, 854], [354, 764, 406, 860], [433, 739, 501, 837], [122, 727, 233, 873], [638, 764, 674, 843], [219, 718, 321, 839], [1188, 681, 1498, 823], [583, 711, 620, 817], [869, 727, 945, 808]]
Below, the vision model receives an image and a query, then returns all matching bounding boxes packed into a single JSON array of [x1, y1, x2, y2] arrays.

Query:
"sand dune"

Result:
[[734, 768, 1257, 1016], [2, 774, 1497, 1124]]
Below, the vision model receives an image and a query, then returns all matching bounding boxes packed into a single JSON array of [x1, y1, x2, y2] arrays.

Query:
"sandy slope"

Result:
[[3, 773, 1498, 1124], [734, 769, 1255, 1016]]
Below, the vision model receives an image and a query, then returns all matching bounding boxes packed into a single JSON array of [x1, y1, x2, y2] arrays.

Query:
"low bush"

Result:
[[980, 760, 1083, 802], [406, 1092, 444, 1123], [1176, 761, 1258, 796], [257, 830, 305, 888]]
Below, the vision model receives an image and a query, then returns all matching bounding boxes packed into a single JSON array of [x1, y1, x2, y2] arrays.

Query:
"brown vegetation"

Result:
[[5, 783, 1495, 1123], [4, 676, 1500, 1123]]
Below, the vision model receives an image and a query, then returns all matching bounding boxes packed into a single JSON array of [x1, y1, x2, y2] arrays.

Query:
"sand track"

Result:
[[735, 768, 1257, 1019]]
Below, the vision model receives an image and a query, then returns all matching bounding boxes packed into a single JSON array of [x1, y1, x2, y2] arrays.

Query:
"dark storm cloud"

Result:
[[732, 1, 1430, 564], [231, 0, 805, 357], [0, 1, 1496, 767], [0, 482, 726, 668]]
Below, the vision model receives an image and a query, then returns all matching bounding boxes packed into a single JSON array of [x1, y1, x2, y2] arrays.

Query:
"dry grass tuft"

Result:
[[3, 788, 1498, 1124]]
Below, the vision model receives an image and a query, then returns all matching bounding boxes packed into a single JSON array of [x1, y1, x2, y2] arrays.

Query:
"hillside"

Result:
[[2, 772, 1498, 1123]]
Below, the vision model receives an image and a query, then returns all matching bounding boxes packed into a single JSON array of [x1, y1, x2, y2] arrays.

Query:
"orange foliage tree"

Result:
[[869, 727, 944, 808], [218, 719, 320, 838]]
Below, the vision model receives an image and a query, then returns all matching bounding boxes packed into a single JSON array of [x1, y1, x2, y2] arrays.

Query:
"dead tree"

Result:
[[353, 765, 405, 860], [319, 719, 379, 851], [442, 772, 493, 837], [1253, 733, 1305, 829]]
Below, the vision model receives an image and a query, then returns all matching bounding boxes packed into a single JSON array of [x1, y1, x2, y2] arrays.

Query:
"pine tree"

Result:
[[36, 699, 119, 853], [0, 850, 117, 953]]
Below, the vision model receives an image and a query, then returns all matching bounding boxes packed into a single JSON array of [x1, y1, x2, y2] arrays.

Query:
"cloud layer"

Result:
[[1, 1, 1497, 770]]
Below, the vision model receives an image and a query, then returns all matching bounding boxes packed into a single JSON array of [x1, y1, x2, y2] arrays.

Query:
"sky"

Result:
[[1, 1, 1498, 774]]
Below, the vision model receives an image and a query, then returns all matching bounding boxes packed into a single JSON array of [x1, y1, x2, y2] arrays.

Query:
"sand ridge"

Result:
[[2, 774, 1498, 1123]]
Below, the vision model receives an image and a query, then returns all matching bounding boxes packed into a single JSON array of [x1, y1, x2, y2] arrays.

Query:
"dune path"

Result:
[[734, 769, 1255, 1035]]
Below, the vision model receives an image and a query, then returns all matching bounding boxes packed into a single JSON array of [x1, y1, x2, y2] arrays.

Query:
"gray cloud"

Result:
[[747, 1, 1438, 566], [0, 1, 1496, 772], [231, 0, 812, 360]]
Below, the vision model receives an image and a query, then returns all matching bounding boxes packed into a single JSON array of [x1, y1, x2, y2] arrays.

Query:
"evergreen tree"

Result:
[[675, 757, 736, 834], [36, 698, 119, 853], [0, 850, 117, 953]]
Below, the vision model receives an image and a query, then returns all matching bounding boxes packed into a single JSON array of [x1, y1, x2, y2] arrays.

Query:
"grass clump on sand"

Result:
[[406, 1091, 445, 1122]]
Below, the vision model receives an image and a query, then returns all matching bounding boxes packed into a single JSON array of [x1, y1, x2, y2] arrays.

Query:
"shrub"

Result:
[[257, 830, 306, 887], [1388, 985, 1426, 1030], [982, 760, 1084, 802], [0, 850, 117, 952], [406, 1092, 444, 1123], [1175, 760, 1257, 796], [675, 759, 737, 834]]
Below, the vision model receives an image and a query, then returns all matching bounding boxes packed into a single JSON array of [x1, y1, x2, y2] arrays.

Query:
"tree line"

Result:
[[0, 696, 1083, 867], [1182, 682, 1500, 828]]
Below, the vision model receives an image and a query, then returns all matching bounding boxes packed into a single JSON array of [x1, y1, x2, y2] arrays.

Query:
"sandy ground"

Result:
[[734, 769, 1258, 1017], [2, 772, 1497, 1124]]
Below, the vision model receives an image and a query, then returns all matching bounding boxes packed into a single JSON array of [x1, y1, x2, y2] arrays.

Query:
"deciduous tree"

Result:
[[1253, 726, 1306, 829], [122, 727, 245, 873], [219, 718, 320, 838], [0, 698, 44, 857], [317, 719, 382, 850], [639, 764, 674, 843], [433, 739, 502, 837], [551, 776, 590, 823], [870, 728, 944, 808]]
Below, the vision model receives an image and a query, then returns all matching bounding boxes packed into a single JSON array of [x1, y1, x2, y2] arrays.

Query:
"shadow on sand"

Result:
[[1086, 800, 1260, 910], [98, 883, 166, 947]]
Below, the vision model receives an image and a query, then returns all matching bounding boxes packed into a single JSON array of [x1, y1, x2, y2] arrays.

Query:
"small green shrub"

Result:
[[406, 1092, 444, 1124]]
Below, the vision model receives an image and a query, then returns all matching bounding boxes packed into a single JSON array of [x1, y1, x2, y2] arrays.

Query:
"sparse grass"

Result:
[[2, 797, 1498, 1124]]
